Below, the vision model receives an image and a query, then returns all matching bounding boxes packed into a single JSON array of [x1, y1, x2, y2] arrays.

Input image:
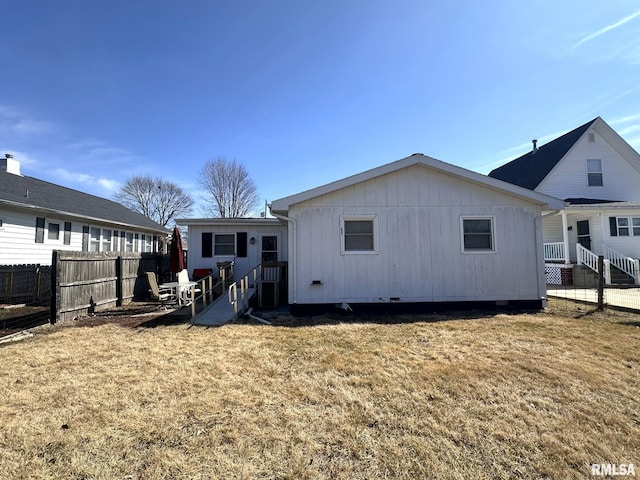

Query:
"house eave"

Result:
[[0, 199, 169, 235], [176, 217, 283, 227]]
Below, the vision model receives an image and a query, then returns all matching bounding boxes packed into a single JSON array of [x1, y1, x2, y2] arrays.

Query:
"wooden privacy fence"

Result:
[[0, 264, 51, 305], [50, 251, 168, 323]]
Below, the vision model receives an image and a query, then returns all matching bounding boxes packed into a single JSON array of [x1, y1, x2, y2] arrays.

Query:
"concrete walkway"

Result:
[[191, 288, 256, 326], [547, 287, 640, 311]]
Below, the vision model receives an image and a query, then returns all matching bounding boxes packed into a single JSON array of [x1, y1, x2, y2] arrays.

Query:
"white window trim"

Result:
[[340, 215, 378, 255], [614, 216, 640, 237], [460, 216, 496, 254]]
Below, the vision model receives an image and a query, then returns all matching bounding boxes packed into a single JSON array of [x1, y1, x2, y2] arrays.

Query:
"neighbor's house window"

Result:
[[64, 222, 72, 245], [141, 234, 152, 253], [341, 216, 377, 253], [587, 159, 603, 186], [102, 229, 112, 252], [609, 217, 640, 237], [215, 234, 235, 255], [90, 227, 101, 251], [35, 217, 46, 243], [48, 222, 60, 241], [461, 217, 495, 252], [125, 232, 134, 252]]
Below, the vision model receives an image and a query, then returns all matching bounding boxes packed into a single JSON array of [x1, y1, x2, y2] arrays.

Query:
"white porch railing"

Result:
[[604, 245, 640, 285], [576, 244, 612, 284], [543, 242, 565, 262], [576, 243, 599, 273]]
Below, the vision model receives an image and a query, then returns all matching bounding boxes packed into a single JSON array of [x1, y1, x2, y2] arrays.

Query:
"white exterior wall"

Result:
[[288, 165, 545, 305], [0, 206, 162, 265], [536, 129, 640, 201], [187, 222, 288, 281]]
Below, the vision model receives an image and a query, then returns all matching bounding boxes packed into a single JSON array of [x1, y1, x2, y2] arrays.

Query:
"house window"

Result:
[[141, 234, 152, 253], [134, 233, 139, 252], [588, 133, 595, 143], [102, 229, 112, 252], [461, 217, 495, 252], [587, 159, 603, 186], [214, 234, 235, 255], [64, 222, 72, 245], [341, 216, 377, 253], [125, 232, 134, 252], [90, 227, 101, 251], [609, 217, 640, 237], [48, 223, 60, 241], [0, 218, 3, 229]]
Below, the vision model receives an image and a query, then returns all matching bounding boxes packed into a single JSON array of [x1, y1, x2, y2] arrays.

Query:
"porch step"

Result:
[[572, 265, 635, 286], [573, 265, 598, 288], [610, 266, 635, 285]]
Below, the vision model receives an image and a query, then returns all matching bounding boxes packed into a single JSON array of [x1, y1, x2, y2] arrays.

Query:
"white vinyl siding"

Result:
[[536, 130, 640, 201]]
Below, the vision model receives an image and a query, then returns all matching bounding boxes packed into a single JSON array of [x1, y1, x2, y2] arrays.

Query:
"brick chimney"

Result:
[[1, 153, 21, 175]]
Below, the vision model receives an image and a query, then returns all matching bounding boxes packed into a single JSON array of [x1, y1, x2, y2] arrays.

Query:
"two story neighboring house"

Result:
[[489, 117, 640, 285], [0, 154, 168, 265]]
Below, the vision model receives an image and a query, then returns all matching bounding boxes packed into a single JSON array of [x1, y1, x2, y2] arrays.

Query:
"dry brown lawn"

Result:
[[0, 301, 638, 479]]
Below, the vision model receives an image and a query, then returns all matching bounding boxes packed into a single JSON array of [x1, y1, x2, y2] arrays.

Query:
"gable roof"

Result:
[[271, 153, 565, 214], [488, 118, 598, 189], [0, 170, 167, 233]]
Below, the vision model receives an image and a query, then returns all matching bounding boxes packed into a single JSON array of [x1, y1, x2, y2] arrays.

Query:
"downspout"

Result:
[[269, 206, 297, 304]]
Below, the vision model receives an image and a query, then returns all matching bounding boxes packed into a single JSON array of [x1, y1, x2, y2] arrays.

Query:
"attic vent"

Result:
[[588, 133, 595, 143]]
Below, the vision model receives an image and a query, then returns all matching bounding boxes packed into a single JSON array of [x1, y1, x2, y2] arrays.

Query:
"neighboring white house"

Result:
[[264, 153, 563, 311], [489, 117, 640, 285], [176, 217, 288, 280], [0, 154, 168, 265]]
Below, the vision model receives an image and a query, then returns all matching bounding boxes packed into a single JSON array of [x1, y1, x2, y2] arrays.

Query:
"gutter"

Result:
[[268, 205, 297, 304]]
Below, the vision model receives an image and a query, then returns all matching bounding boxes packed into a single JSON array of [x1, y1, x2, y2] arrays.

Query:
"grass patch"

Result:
[[0, 304, 638, 479]]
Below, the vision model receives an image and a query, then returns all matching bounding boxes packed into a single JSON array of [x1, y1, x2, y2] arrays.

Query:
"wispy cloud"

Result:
[[51, 167, 121, 194], [570, 9, 640, 50]]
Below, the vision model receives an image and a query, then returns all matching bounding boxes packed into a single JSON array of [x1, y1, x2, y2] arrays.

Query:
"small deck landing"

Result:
[[191, 288, 256, 326]]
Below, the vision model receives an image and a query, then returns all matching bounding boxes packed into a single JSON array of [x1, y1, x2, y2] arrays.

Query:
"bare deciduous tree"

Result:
[[114, 176, 194, 227], [198, 157, 259, 217]]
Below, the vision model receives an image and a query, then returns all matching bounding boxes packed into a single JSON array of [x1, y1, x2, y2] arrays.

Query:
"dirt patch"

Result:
[[0, 305, 50, 337], [71, 301, 189, 329]]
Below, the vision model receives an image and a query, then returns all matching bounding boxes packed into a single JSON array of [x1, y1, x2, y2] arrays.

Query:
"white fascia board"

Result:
[[175, 217, 283, 226]]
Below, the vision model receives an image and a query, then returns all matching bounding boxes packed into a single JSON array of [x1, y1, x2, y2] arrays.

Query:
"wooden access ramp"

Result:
[[191, 266, 261, 326], [191, 287, 255, 326]]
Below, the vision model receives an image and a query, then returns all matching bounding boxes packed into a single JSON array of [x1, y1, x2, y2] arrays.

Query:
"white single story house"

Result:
[[181, 154, 564, 312], [0, 154, 168, 266]]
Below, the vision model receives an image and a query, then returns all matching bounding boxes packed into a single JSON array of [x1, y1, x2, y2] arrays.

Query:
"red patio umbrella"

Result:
[[169, 226, 185, 274]]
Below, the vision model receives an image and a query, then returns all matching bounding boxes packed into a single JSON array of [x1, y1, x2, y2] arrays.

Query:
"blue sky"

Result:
[[2, 1, 640, 217]]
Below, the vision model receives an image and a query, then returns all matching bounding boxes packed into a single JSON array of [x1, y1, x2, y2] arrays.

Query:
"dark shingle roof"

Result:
[[488, 118, 598, 190], [0, 171, 167, 233]]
